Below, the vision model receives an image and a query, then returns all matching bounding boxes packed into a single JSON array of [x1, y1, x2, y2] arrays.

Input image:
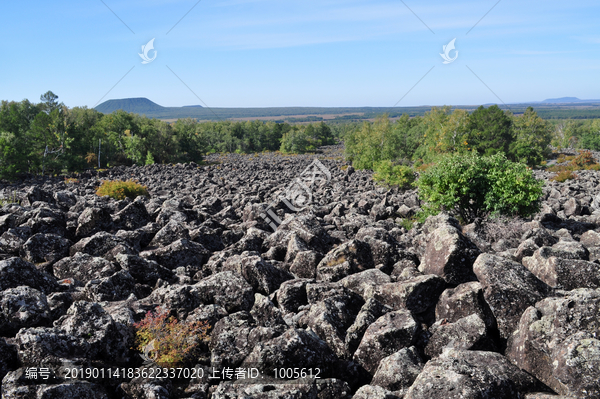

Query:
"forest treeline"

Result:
[[0, 92, 335, 179], [1, 92, 600, 180], [344, 105, 600, 170]]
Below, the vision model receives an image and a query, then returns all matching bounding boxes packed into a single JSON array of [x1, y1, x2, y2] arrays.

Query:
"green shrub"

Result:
[[96, 179, 148, 200], [133, 308, 210, 367], [571, 150, 596, 168], [416, 152, 543, 223], [373, 160, 415, 188]]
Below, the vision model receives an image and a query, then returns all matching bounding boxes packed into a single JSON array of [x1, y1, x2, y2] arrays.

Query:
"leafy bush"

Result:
[[571, 150, 596, 168], [373, 160, 415, 188], [133, 308, 210, 367], [96, 179, 148, 200], [551, 170, 577, 182], [416, 153, 543, 223]]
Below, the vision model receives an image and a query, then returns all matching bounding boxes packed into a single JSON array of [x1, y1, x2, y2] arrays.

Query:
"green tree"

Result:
[[466, 105, 513, 156], [509, 107, 552, 166]]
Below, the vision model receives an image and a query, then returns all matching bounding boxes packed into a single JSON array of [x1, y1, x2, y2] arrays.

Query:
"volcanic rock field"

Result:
[[0, 145, 599, 399]]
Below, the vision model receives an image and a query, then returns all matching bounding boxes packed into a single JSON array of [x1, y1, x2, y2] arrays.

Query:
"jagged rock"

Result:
[[2, 369, 109, 399], [212, 381, 318, 398], [83, 270, 137, 302], [316, 240, 374, 282], [345, 298, 392, 355], [523, 252, 600, 290], [0, 257, 59, 294], [339, 269, 391, 297], [435, 281, 496, 330], [70, 231, 133, 261], [306, 282, 347, 304], [506, 288, 600, 398], [195, 271, 255, 313], [140, 238, 209, 270], [251, 293, 286, 328], [473, 253, 551, 339], [353, 385, 400, 399], [580, 229, 600, 247], [209, 311, 258, 368], [404, 349, 547, 399], [53, 253, 117, 283], [114, 253, 176, 286], [55, 301, 132, 362], [363, 274, 445, 314], [316, 378, 352, 399], [222, 252, 293, 295], [112, 198, 151, 230], [148, 219, 190, 247], [20, 233, 72, 263], [299, 293, 364, 358], [0, 286, 52, 336], [243, 328, 337, 376], [15, 326, 91, 365], [276, 278, 313, 314], [75, 207, 110, 238], [0, 337, 18, 385], [0, 226, 32, 254], [353, 309, 420, 374], [54, 190, 77, 210], [563, 197, 581, 217], [515, 238, 540, 262], [419, 224, 480, 285], [424, 314, 496, 358], [290, 250, 322, 279], [371, 346, 424, 394]]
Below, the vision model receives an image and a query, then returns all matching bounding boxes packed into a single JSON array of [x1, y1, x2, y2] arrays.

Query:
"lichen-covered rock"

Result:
[[212, 381, 319, 399], [194, 271, 255, 313], [0, 257, 59, 294], [2, 369, 109, 399], [363, 274, 445, 314], [70, 231, 133, 260], [53, 253, 117, 284], [222, 252, 293, 295], [0, 286, 52, 335], [112, 198, 151, 231], [522, 248, 600, 290], [148, 219, 190, 247], [405, 349, 547, 399], [424, 314, 496, 358], [14, 327, 91, 365], [339, 269, 391, 298], [418, 224, 480, 285], [0, 226, 32, 254], [316, 240, 374, 282], [251, 293, 286, 328], [289, 250, 322, 279], [276, 278, 313, 314], [506, 288, 600, 398], [140, 238, 209, 270], [435, 281, 497, 330], [371, 346, 423, 394], [472, 253, 551, 339], [20, 233, 72, 264], [83, 270, 137, 302], [114, 253, 175, 286], [75, 207, 110, 238], [243, 328, 337, 376], [353, 309, 420, 374], [352, 385, 400, 399], [345, 298, 392, 355]]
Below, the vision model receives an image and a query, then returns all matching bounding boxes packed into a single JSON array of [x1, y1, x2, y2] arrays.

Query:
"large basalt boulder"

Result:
[[83, 270, 137, 302], [506, 288, 600, 398], [522, 247, 600, 290], [0, 337, 18, 385], [371, 346, 424, 395], [212, 381, 318, 399], [340, 269, 391, 298], [251, 293, 286, 328], [353, 309, 420, 374], [53, 253, 118, 284], [0, 226, 32, 254], [70, 231, 133, 261], [194, 271, 255, 313], [0, 286, 52, 336], [276, 278, 313, 314], [242, 328, 338, 377], [114, 253, 176, 286], [148, 219, 190, 247], [55, 301, 132, 363], [363, 274, 445, 314], [353, 385, 399, 399], [140, 238, 209, 270], [298, 294, 364, 358], [435, 281, 497, 330], [316, 240, 374, 282], [418, 224, 480, 285], [2, 369, 109, 399], [75, 207, 110, 238], [345, 298, 392, 355], [404, 349, 547, 399], [20, 233, 72, 264], [424, 314, 496, 358], [289, 250, 322, 279], [0, 257, 59, 294], [15, 327, 91, 365], [472, 254, 551, 339], [112, 198, 151, 231], [222, 252, 293, 295]]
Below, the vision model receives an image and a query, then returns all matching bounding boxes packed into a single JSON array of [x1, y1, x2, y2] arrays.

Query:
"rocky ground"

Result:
[[0, 145, 599, 399]]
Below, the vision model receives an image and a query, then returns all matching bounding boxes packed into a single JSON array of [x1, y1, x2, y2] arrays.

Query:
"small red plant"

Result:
[[133, 308, 210, 367]]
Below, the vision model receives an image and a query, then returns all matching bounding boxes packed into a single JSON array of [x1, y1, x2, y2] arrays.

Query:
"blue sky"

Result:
[[1, 0, 599, 108]]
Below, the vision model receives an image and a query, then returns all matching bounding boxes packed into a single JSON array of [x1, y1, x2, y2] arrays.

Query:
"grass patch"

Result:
[[96, 180, 148, 201], [551, 170, 577, 182]]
